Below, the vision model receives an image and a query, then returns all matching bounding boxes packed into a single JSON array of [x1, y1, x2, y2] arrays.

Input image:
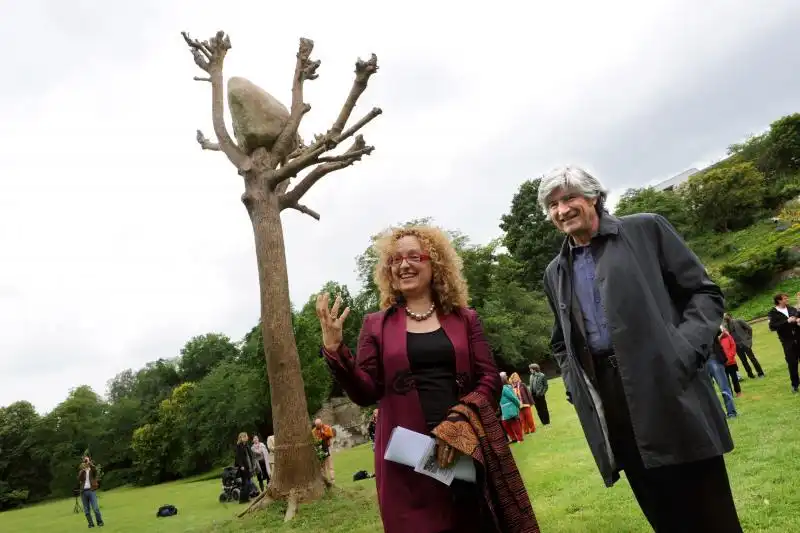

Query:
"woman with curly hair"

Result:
[[317, 225, 538, 533]]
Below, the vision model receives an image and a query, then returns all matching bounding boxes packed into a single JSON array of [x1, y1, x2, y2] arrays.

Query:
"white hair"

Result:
[[536, 165, 608, 217]]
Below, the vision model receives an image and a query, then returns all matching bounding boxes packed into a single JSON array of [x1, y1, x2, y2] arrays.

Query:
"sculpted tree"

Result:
[[180, 30, 381, 519]]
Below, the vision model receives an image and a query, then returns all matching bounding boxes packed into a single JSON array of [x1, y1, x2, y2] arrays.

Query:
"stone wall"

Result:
[[313, 396, 370, 452]]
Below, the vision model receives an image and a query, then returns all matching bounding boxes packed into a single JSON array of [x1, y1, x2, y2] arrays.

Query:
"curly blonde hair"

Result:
[[373, 225, 469, 313]]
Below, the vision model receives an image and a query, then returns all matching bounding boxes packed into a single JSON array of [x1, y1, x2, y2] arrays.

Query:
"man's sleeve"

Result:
[[652, 214, 724, 357]]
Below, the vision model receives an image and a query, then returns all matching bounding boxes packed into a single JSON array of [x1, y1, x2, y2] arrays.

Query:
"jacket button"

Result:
[[559, 303, 567, 310]]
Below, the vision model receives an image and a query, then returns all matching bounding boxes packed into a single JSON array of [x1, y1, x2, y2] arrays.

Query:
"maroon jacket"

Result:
[[323, 306, 501, 533]]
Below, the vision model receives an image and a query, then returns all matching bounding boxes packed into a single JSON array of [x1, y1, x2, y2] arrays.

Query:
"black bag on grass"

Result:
[[156, 504, 178, 517]]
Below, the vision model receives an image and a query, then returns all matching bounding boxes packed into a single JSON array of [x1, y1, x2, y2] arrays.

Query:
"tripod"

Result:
[[72, 488, 82, 514]]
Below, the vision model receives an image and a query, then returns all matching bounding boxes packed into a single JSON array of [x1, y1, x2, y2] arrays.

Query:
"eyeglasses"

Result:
[[388, 253, 430, 267]]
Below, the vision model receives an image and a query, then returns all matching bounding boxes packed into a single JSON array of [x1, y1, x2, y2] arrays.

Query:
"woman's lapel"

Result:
[[381, 308, 409, 375], [439, 310, 471, 378]]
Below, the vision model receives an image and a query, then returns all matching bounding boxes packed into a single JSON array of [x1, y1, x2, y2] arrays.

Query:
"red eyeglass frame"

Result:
[[387, 253, 431, 266]]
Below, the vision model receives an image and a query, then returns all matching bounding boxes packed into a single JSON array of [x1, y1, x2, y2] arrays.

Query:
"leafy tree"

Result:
[[460, 242, 551, 369], [759, 113, 800, 177], [130, 359, 181, 425], [614, 187, 693, 236], [183, 359, 271, 474], [500, 178, 563, 292], [178, 333, 239, 383], [96, 396, 140, 488], [106, 369, 137, 404], [38, 386, 107, 497], [683, 162, 766, 232], [0, 402, 49, 508]]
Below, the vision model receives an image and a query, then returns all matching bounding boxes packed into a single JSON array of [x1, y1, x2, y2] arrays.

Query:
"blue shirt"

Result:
[[571, 245, 613, 353]]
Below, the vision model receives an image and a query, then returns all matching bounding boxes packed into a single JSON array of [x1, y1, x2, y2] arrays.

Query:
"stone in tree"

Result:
[[180, 30, 381, 520]]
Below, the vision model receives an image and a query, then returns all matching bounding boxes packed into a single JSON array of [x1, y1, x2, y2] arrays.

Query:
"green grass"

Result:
[[3, 322, 798, 532]]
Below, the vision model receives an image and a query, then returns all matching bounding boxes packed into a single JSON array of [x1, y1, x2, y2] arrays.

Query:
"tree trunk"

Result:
[[245, 183, 324, 501]]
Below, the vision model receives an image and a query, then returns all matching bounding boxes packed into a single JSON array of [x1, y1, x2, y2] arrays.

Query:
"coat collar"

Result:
[[556, 212, 620, 270]]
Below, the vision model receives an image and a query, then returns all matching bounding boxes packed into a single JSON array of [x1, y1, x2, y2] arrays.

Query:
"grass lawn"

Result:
[[3, 322, 799, 532]]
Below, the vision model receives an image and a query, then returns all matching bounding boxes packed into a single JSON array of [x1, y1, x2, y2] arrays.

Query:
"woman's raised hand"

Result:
[[315, 292, 350, 353]]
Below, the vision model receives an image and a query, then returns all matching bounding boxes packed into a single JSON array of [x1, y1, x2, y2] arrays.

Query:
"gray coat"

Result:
[[726, 318, 753, 348], [542, 213, 733, 487]]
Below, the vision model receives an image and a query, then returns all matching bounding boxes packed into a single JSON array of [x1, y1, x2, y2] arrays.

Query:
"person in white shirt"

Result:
[[768, 292, 800, 393], [77, 456, 104, 528], [251, 435, 271, 491]]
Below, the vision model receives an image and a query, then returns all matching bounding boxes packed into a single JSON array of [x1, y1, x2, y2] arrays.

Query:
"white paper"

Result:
[[383, 426, 476, 485], [413, 438, 457, 485]]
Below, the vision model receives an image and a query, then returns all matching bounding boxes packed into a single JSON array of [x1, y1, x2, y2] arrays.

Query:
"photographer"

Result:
[[77, 456, 104, 528]]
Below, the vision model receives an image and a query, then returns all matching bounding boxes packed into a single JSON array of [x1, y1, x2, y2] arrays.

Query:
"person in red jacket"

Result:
[[719, 327, 742, 397]]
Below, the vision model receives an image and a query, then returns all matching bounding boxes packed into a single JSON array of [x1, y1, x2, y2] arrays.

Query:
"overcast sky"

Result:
[[2, 0, 799, 413]]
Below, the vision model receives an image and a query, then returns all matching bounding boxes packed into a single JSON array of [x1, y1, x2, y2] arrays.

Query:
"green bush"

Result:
[[0, 488, 30, 511], [720, 246, 792, 287]]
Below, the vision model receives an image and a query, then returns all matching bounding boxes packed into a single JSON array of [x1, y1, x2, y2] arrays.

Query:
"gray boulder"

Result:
[[227, 76, 290, 154]]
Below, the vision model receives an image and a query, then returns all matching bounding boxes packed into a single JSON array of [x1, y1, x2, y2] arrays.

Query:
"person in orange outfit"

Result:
[[510, 372, 536, 434], [312, 419, 336, 485]]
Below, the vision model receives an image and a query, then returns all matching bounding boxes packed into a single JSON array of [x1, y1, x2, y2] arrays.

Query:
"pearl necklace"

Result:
[[406, 303, 436, 321]]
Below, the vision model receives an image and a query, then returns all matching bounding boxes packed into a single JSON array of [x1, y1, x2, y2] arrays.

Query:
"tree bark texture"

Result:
[[181, 30, 381, 515], [246, 190, 324, 499]]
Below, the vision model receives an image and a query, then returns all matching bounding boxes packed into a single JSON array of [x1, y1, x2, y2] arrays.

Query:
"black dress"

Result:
[[406, 329, 459, 430], [406, 328, 488, 531]]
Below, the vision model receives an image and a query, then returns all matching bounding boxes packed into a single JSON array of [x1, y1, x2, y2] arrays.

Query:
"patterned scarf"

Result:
[[432, 391, 540, 533]]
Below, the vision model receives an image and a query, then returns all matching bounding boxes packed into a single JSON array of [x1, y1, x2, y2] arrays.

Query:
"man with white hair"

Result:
[[539, 166, 741, 532]]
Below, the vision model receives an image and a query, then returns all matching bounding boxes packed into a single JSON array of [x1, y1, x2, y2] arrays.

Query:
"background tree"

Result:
[[461, 241, 551, 369], [177, 333, 239, 383], [180, 29, 382, 517], [614, 187, 693, 236], [0, 402, 49, 509], [38, 386, 107, 497], [683, 161, 766, 232], [500, 178, 563, 292]]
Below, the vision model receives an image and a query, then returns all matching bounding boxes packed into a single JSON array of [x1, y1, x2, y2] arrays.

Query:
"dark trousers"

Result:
[[255, 459, 270, 491], [239, 469, 256, 503], [736, 344, 764, 377], [725, 365, 741, 394], [594, 357, 742, 532], [533, 394, 550, 425], [782, 341, 800, 389]]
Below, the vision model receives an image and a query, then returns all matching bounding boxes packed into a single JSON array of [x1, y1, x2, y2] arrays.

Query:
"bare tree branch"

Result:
[[317, 147, 374, 163], [271, 38, 320, 162], [268, 50, 381, 188], [195, 130, 220, 151], [182, 31, 252, 172], [193, 76, 211, 83], [271, 107, 382, 186], [279, 135, 373, 209], [280, 198, 321, 220], [336, 107, 383, 144], [329, 54, 379, 137]]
